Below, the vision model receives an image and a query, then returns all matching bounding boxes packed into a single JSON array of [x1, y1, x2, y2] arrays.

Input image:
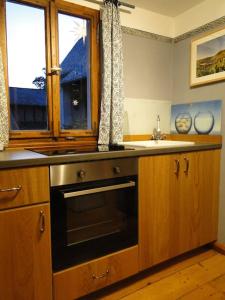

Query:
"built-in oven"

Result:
[[50, 158, 138, 272]]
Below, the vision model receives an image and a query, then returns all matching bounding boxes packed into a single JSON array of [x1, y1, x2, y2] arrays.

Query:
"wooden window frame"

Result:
[[0, 0, 100, 147]]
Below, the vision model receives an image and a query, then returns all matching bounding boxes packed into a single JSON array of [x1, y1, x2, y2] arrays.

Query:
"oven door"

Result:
[[51, 176, 138, 271]]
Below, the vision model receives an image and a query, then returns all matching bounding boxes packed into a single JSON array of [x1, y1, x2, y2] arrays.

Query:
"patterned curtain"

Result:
[[0, 48, 9, 147], [98, 0, 124, 145]]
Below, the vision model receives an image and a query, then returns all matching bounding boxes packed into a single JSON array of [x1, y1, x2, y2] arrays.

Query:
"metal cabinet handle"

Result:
[[0, 185, 22, 193], [39, 210, 45, 233], [63, 181, 135, 198], [174, 159, 180, 176], [184, 157, 189, 175], [92, 269, 109, 280]]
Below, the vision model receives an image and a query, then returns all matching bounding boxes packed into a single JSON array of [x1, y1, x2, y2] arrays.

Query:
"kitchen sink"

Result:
[[120, 140, 195, 148]]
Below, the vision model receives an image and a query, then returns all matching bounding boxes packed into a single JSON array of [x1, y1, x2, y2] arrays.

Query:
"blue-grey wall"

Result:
[[123, 33, 173, 101], [173, 35, 225, 243]]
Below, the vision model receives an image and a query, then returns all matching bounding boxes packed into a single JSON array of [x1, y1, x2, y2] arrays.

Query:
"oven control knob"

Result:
[[78, 169, 86, 179], [113, 166, 121, 174]]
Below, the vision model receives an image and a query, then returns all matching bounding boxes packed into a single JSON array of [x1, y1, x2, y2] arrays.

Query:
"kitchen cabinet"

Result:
[[139, 149, 220, 271], [0, 166, 52, 300], [0, 166, 49, 210], [0, 203, 52, 300], [53, 245, 139, 300]]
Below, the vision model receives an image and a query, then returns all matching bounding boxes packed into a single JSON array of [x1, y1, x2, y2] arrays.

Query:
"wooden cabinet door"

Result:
[[179, 150, 220, 252], [139, 154, 181, 270], [0, 204, 52, 300], [195, 150, 220, 245], [177, 152, 200, 254], [139, 150, 220, 271]]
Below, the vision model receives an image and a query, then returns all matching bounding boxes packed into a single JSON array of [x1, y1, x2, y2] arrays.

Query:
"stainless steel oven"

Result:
[[50, 158, 138, 271]]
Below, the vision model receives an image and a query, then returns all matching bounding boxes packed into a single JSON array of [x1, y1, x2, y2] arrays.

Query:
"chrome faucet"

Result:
[[152, 115, 165, 140]]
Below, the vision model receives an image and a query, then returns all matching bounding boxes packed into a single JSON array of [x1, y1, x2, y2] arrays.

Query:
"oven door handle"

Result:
[[63, 181, 136, 198]]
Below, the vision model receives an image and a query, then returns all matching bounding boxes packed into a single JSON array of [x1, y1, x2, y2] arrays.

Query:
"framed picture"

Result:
[[171, 100, 222, 135], [190, 27, 225, 86]]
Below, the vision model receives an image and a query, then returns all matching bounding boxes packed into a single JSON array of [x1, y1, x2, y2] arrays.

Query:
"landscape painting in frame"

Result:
[[191, 27, 225, 86]]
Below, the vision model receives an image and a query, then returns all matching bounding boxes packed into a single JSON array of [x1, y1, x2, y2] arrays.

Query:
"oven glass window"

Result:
[[51, 177, 137, 271], [67, 189, 132, 246]]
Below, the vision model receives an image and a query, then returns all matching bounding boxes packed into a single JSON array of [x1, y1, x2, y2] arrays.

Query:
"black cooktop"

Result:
[[31, 144, 133, 156]]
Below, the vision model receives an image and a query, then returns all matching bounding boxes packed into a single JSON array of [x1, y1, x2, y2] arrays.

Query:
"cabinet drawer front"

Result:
[[0, 167, 49, 210], [53, 245, 139, 300]]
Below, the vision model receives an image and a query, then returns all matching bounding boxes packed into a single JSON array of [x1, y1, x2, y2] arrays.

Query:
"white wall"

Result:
[[174, 0, 225, 37], [69, 0, 225, 38], [120, 7, 174, 37], [69, 0, 174, 37], [123, 98, 171, 135]]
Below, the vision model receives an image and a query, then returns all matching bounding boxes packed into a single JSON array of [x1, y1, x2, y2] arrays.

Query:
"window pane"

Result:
[[58, 13, 91, 130], [6, 1, 48, 130]]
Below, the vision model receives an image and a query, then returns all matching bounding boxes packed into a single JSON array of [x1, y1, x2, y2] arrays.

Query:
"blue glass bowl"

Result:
[[194, 111, 214, 134], [175, 112, 192, 134]]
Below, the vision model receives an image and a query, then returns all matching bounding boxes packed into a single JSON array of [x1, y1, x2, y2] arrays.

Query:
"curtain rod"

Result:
[[84, 0, 135, 10]]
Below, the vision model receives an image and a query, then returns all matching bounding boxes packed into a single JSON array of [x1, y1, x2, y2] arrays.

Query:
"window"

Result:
[[6, 1, 48, 131], [58, 13, 91, 130], [0, 0, 99, 141]]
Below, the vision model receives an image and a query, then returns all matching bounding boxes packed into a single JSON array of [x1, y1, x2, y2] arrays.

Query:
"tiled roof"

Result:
[[60, 37, 88, 84], [10, 87, 46, 106], [9, 38, 88, 106]]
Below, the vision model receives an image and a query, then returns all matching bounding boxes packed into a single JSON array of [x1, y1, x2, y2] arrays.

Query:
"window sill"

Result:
[[7, 136, 97, 150]]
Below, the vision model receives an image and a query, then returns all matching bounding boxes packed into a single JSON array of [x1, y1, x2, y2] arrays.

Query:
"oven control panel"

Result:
[[50, 158, 138, 187]]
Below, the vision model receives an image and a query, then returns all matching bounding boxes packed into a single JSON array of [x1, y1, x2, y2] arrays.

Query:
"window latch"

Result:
[[47, 66, 62, 76]]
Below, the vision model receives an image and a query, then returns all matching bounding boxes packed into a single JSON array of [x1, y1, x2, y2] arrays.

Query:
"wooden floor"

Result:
[[86, 249, 225, 300]]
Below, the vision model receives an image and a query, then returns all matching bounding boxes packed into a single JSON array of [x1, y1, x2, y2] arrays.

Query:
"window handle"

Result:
[[47, 66, 62, 76]]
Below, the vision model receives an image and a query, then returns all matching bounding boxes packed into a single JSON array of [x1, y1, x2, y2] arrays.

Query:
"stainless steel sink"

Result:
[[120, 140, 195, 148]]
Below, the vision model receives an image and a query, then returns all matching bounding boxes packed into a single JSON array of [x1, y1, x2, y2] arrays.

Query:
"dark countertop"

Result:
[[0, 142, 221, 170]]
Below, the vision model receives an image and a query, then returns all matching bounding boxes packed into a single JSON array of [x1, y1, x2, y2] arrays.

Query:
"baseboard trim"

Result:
[[214, 242, 225, 255]]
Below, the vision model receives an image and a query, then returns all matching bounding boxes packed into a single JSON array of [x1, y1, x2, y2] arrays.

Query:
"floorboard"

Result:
[[83, 249, 225, 300]]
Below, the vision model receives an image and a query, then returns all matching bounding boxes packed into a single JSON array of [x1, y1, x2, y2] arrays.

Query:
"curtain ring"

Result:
[[113, 0, 119, 7], [103, 0, 119, 7]]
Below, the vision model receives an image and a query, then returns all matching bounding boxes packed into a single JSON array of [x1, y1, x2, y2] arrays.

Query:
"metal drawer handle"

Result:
[[174, 159, 180, 176], [39, 210, 45, 233], [0, 185, 22, 193], [92, 269, 109, 280], [184, 157, 190, 175]]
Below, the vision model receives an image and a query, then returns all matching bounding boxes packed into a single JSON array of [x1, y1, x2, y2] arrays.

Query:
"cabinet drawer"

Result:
[[0, 167, 50, 210], [53, 245, 139, 300]]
